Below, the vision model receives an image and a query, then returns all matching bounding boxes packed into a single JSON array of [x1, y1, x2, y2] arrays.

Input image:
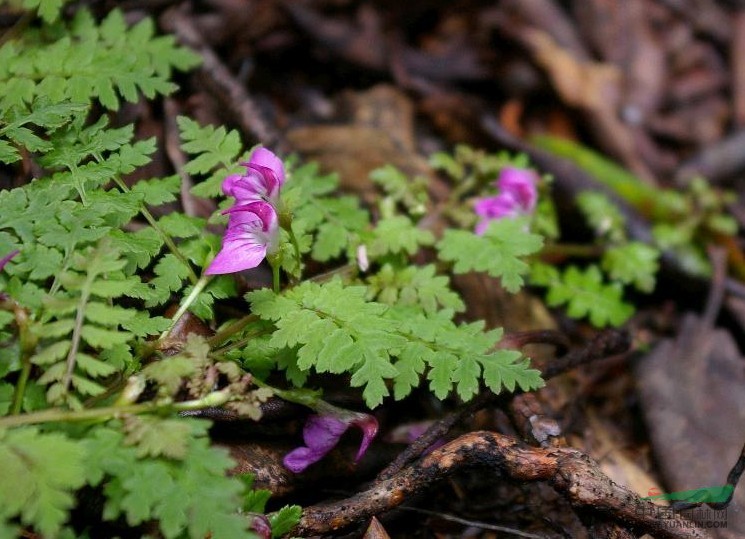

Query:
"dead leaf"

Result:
[[634, 314, 745, 537]]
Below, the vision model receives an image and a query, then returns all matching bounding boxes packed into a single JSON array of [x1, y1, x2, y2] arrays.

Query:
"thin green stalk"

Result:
[[207, 314, 259, 347], [10, 304, 34, 415], [0, 389, 233, 429], [62, 272, 93, 393], [112, 177, 199, 285], [160, 274, 211, 340], [10, 362, 31, 415], [211, 326, 271, 356], [252, 378, 321, 408], [272, 263, 281, 293], [288, 227, 302, 284]]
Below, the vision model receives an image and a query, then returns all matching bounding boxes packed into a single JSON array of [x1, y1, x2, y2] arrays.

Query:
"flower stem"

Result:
[[288, 227, 302, 283], [0, 389, 233, 429], [10, 303, 34, 415], [160, 274, 212, 340], [112, 177, 199, 285], [272, 262, 281, 293]]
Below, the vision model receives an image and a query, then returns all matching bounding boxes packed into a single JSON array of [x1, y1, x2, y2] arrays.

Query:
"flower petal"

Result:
[[249, 147, 285, 185], [497, 167, 538, 212], [206, 202, 278, 275], [204, 236, 267, 274], [226, 201, 278, 232], [349, 412, 378, 462], [283, 407, 378, 473]]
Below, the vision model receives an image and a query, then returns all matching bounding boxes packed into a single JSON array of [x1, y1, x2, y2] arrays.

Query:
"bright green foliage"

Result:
[[367, 263, 464, 315], [0, 3, 554, 535], [430, 144, 531, 186], [438, 217, 544, 292], [532, 263, 633, 327], [179, 116, 246, 198], [0, 427, 86, 536], [0, 9, 199, 112], [248, 279, 543, 407], [602, 242, 660, 293], [249, 279, 403, 407], [576, 191, 627, 243], [370, 164, 429, 216], [282, 162, 370, 262], [83, 421, 255, 539], [366, 215, 434, 258], [269, 506, 303, 538], [28, 240, 166, 408], [535, 135, 737, 284], [391, 309, 543, 401], [21, 0, 68, 23]]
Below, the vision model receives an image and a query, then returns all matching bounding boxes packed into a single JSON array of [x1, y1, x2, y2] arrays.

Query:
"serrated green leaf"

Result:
[[534, 264, 634, 327], [367, 215, 434, 258], [130, 175, 181, 206], [601, 242, 660, 293], [269, 505, 302, 538], [0, 427, 86, 537], [81, 325, 132, 348], [427, 352, 457, 400], [438, 218, 544, 293], [123, 416, 192, 459]]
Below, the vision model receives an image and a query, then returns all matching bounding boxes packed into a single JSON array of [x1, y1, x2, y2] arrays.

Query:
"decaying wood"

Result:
[[294, 431, 710, 538]]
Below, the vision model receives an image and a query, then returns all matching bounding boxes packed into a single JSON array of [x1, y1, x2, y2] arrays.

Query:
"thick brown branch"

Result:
[[295, 431, 710, 539]]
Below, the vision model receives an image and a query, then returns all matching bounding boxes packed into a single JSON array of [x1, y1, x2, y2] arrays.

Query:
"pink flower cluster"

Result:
[[283, 404, 378, 473], [474, 167, 538, 235], [205, 149, 284, 275]]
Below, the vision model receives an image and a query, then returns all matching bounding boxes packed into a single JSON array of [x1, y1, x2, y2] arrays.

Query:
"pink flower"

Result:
[[205, 201, 279, 275], [283, 405, 378, 473], [474, 167, 538, 234], [223, 148, 286, 205], [498, 167, 538, 212], [0, 250, 18, 272]]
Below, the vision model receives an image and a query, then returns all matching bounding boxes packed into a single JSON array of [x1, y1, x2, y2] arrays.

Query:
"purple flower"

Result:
[[283, 405, 378, 473], [205, 201, 279, 275], [474, 167, 538, 235], [0, 250, 19, 272], [222, 148, 286, 205], [498, 167, 538, 212]]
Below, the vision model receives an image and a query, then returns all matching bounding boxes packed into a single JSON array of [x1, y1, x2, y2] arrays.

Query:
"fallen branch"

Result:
[[294, 431, 710, 538]]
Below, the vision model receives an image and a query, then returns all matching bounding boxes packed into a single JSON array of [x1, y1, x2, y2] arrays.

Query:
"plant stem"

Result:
[[207, 314, 259, 347], [160, 274, 211, 340], [252, 378, 321, 408], [0, 389, 233, 429], [62, 270, 93, 393], [540, 243, 603, 260], [10, 304, 34, 415], [211, 326, 271, 355], [112, 177, 199, 285], [272, 262, 281, 293], [288, 227, 302, 284]]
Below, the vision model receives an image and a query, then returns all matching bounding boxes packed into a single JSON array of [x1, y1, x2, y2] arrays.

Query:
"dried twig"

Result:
[[161, 7, 282, 149], [377, 329, 630, 481], [294, 431, 710, 538]]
